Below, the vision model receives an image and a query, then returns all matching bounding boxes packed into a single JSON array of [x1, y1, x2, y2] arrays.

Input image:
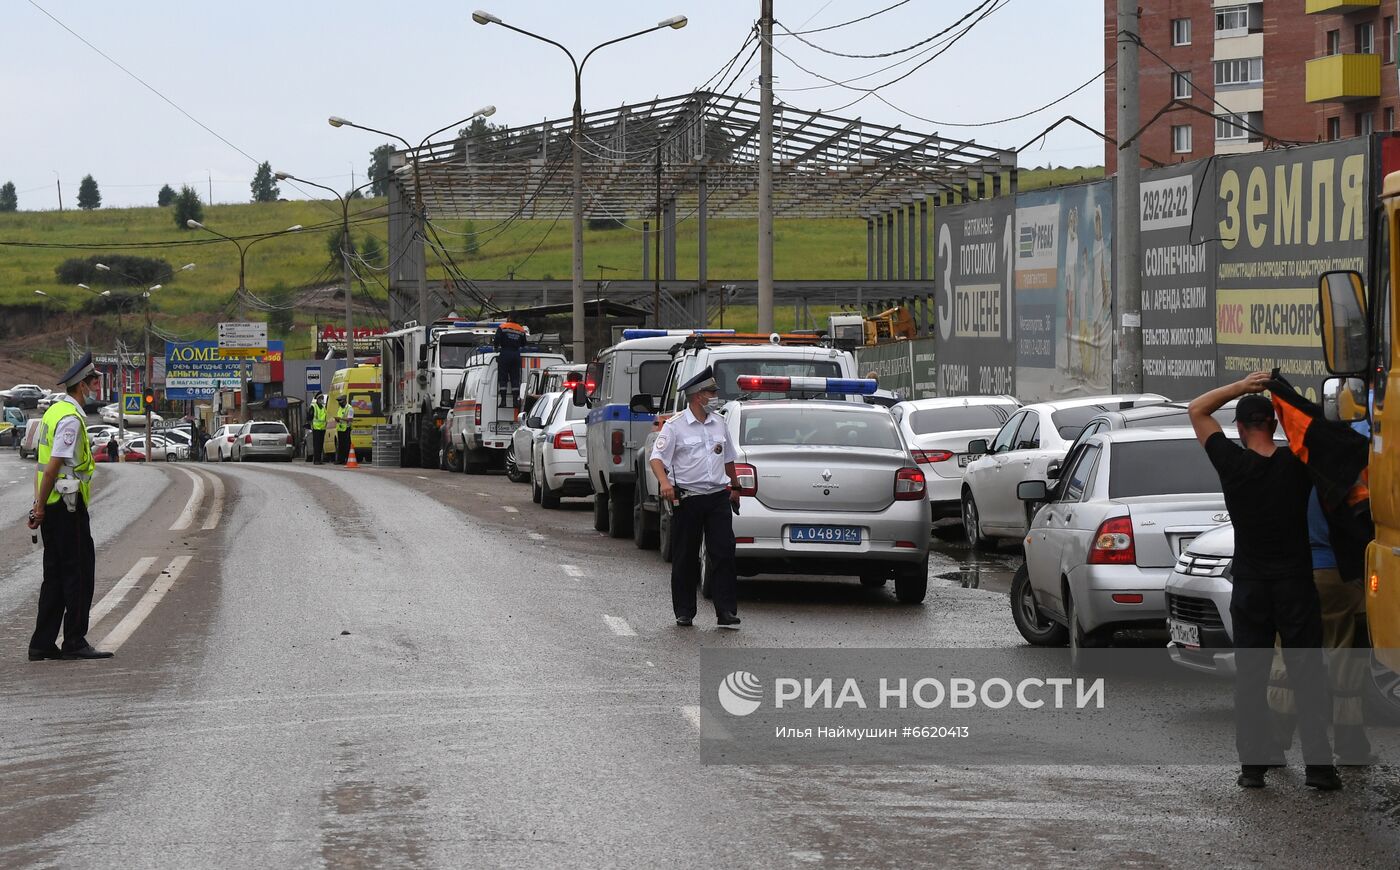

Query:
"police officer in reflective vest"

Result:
[[649, 366, 743, 629], [310, 393, 328, 465], [333, 395, 354, 464], [27, 353, 113, 661]]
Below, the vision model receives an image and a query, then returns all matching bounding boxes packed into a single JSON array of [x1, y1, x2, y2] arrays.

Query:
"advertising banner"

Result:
[[1212, 139, 1367, 400], [934, 197, 1015, 396], [855, 337, 937, 400], [1013, 181, 1115, 401], [1140, 160, 1217, 399], [165, 340, 285, 400]]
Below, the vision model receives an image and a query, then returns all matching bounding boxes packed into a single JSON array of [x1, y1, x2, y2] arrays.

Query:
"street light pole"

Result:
[[187, 223, 300, 420], [328, 107, 495, 328], [472, 9, 687, 361]]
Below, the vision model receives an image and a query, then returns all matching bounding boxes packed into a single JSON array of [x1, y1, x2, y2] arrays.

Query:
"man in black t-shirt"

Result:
[[1189, 372, 1339, 791]]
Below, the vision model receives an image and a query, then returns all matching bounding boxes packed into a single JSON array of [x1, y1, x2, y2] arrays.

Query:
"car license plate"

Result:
[[789, 525, 862, 544], [491, 422, 517, 435], [1168, 619, 1200, 648], [957, 453, 981, 467]]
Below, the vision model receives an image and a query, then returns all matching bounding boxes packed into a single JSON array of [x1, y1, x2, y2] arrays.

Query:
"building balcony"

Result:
[[1306, 53, 1382, 103], [1305, 0, 1380, 13]]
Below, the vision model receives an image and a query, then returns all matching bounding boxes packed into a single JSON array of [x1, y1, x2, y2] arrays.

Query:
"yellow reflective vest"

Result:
[[36, 400, 93, 507], [311, 402, 328, 431]]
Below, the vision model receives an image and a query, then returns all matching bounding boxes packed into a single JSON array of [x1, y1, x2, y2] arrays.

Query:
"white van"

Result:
[[441, 349, 567, 473]]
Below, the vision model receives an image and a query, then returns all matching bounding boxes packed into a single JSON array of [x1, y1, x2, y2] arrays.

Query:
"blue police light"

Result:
[[620, 328, 737, 340], [735, 375, 877, 395]]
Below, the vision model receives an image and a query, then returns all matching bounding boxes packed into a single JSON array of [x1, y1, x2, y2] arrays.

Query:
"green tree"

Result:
[[360, 234, 385, 267], [173, 185, 204, 229], [368, 143, 394, 197], [0, 181, 16, 212], [77, 174, 101, 210], [250, 161, 280, 202], [327, 228, 356, 265], [157, 184, 176, 206]]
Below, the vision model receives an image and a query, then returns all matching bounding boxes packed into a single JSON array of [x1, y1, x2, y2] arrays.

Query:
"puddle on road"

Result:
[[928, 523, 1022, 594]]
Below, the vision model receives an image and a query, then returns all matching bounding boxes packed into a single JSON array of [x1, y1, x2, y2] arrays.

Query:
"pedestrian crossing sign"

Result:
[[123, 393, 142, 414]]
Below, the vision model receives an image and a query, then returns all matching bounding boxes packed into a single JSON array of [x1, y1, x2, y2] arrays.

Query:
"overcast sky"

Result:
[[4, 0, 1105, 210]]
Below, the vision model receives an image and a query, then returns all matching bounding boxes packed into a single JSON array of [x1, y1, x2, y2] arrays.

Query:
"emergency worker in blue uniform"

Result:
[[649, 366, 743, 629], [27, 353, 113, 661]]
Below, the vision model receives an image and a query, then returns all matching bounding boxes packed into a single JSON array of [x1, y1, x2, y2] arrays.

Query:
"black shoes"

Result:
[[27, 647, 62, 661], [1305, 765, 1343, 791], [717, 612, 741, 630], [61, 645, 114, 660], [1237, 766, 1267, 788], [675, 617, 693, 627]]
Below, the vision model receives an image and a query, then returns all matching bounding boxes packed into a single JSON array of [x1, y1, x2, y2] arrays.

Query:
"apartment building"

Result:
[[1104, 1, 1400, 172]]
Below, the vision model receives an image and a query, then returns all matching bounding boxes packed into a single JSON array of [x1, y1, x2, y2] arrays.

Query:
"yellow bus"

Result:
[[323, 364, 386, 461]]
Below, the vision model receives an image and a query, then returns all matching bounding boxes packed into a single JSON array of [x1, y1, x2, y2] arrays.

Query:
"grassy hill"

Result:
[[0, 165, 1102, 312]]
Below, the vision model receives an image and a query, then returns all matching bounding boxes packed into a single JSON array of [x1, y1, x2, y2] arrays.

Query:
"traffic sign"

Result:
[[306, 365, 322, 392], [122, 393, 142, 414], [218, 321, 268, 351]]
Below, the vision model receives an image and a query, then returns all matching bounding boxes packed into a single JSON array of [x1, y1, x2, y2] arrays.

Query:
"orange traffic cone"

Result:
[[345, 446, 360, 469]]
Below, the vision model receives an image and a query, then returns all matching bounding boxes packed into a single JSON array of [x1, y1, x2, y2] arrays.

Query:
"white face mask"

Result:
[[703, 397, 722, 414]]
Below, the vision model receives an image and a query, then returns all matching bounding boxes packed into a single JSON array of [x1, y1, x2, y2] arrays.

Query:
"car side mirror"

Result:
[[966, 438, 989, 456], [526, 416, 543, 429], [629, 393, 656, 414], [572, 383, 589, 406], [1017, 480, 1049, 502], [1322, 376, 1368, 423], [1318, 270, 1369, 376], [1046, 458, 1064, 480], [441, 389, 453, 407]]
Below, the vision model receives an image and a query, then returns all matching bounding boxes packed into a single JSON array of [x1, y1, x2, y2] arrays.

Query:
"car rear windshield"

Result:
[[907, 404, 1013, 435], [1109, 440, 1224, 498], [739, 407, 902, 450], [714, 359, 842, 399], [251, 423, 288, 434]]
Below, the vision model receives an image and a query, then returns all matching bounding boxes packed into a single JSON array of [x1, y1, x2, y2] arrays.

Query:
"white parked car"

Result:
[[509, 391, 559, 484], [205, 424, 239, 462], [121, 433, 186, 462], [1011, 428, 1228, 667], [100, 403, 162, 427], [890, 395, 1020, 520], [960, 394, 1166, 548], [532, 390, 591, 508]]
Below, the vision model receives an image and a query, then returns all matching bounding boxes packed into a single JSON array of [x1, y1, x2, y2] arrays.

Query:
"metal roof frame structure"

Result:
[[391, 90, 1016, 222]]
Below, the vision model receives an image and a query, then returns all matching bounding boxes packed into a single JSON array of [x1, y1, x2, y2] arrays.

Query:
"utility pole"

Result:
[[145, 304, 153, 437], [1114, 0, 1143, 392], [56, 175, 63, 211], [208, 171, 214, 205], [757, 0, 775, 333]]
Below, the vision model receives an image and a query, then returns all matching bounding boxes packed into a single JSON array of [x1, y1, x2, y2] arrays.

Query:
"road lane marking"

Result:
[[416, 475, 429, 480], [561, 564, 583, 578], [502, 506, 519, 513], [602, 615, 636, 636], [99, 555, 193, 653], [169, 467, 206, 531], [528, 532, 545, 541], [196, 467, 225, 530], [81, 556, 158, 633], [476, 491, 491, 497], [681, 705, 701, 731]]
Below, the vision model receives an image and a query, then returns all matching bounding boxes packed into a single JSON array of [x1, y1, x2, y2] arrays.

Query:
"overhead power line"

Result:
[[783, 0, 915, 35]]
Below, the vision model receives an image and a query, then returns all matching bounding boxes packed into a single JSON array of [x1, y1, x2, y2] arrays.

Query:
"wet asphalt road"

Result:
[[1, 446, 1398, 868]]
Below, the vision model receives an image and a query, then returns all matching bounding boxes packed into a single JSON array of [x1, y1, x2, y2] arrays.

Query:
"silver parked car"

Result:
[[961, 394, 1166, 548], [890, 395, 1020, 520], [711, 395, 932, 603], [233, 420, 295, 462], [1011, 428, 1228, 665]]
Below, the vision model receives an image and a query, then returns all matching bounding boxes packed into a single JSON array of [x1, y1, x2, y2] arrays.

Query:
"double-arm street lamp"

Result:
[[187, 221, 301, 419], [327, 106, 496, 328], [472, 10, 686, 361], [270, 175, 380, 368]]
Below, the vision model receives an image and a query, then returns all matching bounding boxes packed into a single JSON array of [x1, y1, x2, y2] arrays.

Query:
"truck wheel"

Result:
[[418, 416, 439, 470], [632, 478, 658, 550], [658, 502, 674, 563], [592, 485, 610, 531], [608, 486, 634, 538]]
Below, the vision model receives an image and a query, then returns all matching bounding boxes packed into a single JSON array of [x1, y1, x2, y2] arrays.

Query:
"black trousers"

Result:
[[1231, 577, 1333, 766], [497, 353, 522, 399], [30, 496, 96, 653], [670, 490, 738, 619], [311, 429, 326, 464], [336, 430, 350, 464]]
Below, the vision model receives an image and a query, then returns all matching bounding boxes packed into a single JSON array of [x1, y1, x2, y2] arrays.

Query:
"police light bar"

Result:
[[451, 320, 509, 328], [736, 375, 878, 395], [620, 328, 736, 340]]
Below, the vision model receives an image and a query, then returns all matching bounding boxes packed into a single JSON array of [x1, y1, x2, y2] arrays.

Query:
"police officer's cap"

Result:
[[57, 351, 97, 389], [680, 366, 719, 396]]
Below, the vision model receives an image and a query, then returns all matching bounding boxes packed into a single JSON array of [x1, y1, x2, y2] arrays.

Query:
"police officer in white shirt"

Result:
[[649, 366, 743, 629]]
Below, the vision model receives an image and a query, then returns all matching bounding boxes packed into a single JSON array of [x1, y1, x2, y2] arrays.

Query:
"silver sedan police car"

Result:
[[705, 375, 932, 604]]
